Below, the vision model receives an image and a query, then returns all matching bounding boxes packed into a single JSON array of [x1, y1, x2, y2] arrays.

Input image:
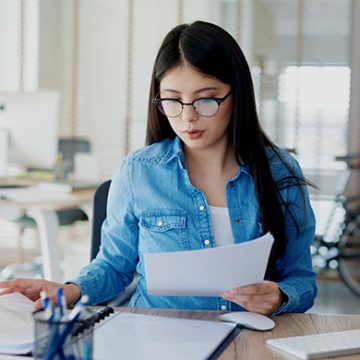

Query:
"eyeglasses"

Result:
[[153, 90, 232, 118]]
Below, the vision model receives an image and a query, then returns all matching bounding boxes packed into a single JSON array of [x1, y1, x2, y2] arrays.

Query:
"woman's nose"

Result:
[[181, 104, 198, 122]]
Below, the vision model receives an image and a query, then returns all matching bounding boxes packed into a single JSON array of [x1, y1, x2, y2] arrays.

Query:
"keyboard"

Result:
[[266, 328, 360, 359]]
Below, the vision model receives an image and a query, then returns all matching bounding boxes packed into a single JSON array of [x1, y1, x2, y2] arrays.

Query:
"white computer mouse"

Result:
[[218, 311, 275, 331]]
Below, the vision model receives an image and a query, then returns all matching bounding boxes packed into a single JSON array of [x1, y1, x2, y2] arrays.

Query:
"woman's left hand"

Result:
[[220, 280, 285, 315]]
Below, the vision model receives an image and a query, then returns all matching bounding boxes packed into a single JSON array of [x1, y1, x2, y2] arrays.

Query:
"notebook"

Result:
[[92, 312, 237, 360]]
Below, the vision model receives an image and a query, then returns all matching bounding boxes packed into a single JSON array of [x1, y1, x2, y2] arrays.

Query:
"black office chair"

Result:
[[91, 180, 137, 306], [90, 180, 111, 261]]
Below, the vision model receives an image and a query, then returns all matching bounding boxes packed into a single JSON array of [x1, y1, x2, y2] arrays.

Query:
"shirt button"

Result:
[[221, 305, 227, 311], [199, 205, 205, 211], [234, 217, 240, 223], [157, 221, 163, 226], [229, 182, 234, 187], [204, 239, 210, 246]]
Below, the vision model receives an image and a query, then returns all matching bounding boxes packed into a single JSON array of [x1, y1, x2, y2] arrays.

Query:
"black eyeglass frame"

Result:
[[153, 90, 232, 118]]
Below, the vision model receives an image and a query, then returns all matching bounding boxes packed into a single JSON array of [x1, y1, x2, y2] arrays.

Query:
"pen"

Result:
[[40, 290, 53, 320], [56, 287, 64, 316], [83, 340, 91, 360], [66, 295, 89, 321], [43, 295, 89, 360], [56, 287, 67, 317]]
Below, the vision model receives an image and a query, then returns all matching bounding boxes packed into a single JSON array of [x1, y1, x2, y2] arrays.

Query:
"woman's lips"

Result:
[[184, 129, 204, 140]]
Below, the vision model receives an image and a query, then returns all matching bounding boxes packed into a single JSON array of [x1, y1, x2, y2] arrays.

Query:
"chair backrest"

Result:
[[89, 179, 137, 306], [90, 179, 111, 261]]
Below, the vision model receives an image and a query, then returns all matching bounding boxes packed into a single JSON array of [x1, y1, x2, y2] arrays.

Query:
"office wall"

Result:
[[37, 0, 224, 178], [3, 0, 358, 181]]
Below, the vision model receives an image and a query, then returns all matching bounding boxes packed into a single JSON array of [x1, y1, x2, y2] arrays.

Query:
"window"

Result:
[[0, 0, 38, 91]]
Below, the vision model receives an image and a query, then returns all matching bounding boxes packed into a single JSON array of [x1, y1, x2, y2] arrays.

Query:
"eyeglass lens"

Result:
[[158, 98, 219, 117]]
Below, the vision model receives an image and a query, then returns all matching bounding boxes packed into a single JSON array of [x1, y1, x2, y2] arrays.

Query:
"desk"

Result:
[[0, 186, 95, 282], [110, 308, 360, 359]]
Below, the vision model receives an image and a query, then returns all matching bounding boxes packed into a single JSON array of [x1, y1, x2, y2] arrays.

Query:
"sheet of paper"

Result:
[[0, 292, 35, 355], [0, 355, 34, 360], [93, 312, 236, 360], [0, 188, 76, 202], [145, 232, 274, 296]]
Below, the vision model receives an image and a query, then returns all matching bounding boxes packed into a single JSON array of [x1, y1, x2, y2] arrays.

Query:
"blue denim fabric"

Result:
[[70, 137, 317, 313]]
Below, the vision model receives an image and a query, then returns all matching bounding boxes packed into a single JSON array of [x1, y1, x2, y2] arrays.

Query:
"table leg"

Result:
[[27, 208, 61, 282]]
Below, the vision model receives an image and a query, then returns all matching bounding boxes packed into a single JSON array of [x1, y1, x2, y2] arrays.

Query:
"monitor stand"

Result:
[[0, 128, 9, 178]]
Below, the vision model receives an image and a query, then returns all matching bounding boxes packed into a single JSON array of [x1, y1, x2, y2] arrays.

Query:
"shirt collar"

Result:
[[160, 136, 185, 166], [160, 136, 252, 177]]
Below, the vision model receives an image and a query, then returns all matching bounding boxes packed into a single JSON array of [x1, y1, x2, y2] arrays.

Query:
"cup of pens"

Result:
[[32, 292, 92, 360]]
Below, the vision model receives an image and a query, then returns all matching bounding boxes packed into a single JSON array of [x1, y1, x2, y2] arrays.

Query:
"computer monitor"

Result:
[[0, 91, 59, 177]]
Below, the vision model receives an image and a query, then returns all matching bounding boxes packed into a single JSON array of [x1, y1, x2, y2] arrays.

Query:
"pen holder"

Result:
[[32, 309, 93, 360]]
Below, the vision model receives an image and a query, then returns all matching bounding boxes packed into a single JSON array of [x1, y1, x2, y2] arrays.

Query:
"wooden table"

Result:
[[0, 186, 95, 281], [112, 307, 360, 359]]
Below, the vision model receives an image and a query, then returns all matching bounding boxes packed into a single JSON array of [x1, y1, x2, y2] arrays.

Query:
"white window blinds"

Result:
[[0, 0, 38, 91], [0, 0, 358, 182]]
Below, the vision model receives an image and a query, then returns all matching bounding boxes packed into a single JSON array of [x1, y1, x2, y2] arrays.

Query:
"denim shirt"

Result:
[[71, 137, 317, 314]]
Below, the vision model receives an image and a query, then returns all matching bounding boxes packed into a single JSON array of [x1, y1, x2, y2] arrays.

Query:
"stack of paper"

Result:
[[0, 292, 34, 355]]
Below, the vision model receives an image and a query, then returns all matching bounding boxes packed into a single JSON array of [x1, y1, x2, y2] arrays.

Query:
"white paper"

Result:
[[0, 356, 34, 360], [0, 187, 76, 202], [0, 292, 35, 355], [145, 232, 274, 296], [93, 312, 236, 360]]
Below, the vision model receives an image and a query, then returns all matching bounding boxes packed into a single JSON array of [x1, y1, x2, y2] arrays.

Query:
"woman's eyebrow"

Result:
[[161, 87, 220, 95]]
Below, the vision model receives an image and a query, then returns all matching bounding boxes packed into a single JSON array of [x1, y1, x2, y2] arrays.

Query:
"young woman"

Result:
[[0, 21, 317, 315]]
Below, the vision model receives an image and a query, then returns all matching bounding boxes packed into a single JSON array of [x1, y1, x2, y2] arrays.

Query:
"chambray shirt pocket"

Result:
[[139, 211, 188, 252]]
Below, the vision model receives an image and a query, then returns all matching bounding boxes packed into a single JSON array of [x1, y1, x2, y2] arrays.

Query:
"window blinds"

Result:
[[0, 0, 358, 181], [0, 0, 38, 91]]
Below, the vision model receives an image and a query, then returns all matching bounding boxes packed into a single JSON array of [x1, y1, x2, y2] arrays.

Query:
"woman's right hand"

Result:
[[0, 278, 81, 310]]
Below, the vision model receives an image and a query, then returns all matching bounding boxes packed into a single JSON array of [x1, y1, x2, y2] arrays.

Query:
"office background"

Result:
[[0, 0, 359, 313]]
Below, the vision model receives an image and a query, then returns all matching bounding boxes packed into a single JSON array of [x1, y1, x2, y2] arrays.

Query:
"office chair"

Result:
[[91, 180, 137, 306]]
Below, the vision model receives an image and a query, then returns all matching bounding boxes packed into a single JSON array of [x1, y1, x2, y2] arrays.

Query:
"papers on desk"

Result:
[[0, 187, 76, 202], [0, 292, 34, 355], [0, 290, 237, 359], [38, 179, 99, 192], [145, 232, 274, 296], [93, 311, 237, 360]]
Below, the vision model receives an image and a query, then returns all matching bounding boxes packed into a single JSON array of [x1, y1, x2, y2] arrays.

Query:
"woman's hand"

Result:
[[0, 278, 81, 310], [221, 280, 285, 315]]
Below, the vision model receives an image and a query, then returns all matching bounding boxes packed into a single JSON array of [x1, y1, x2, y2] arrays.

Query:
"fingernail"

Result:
[[230, 289, 237, 295]]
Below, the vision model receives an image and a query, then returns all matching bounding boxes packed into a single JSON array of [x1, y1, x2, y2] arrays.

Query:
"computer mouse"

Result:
[[218, 311, 275, 331]]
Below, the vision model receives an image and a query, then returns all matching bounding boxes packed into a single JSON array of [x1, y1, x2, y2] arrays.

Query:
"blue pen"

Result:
[[40, 290, 53, 320], [43, 295, 89, 360], [61, 293, 67, 317], [83, 340, 91, 360], [56, 287, 66, 317], [41, 289, 66, 360]]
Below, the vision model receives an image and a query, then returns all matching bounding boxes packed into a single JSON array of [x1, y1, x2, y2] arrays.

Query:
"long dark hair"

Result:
[[146, 21, 306, 276]]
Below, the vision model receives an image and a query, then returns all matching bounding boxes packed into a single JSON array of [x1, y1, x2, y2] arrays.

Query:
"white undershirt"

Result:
[[208, 205, 234, 247]]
